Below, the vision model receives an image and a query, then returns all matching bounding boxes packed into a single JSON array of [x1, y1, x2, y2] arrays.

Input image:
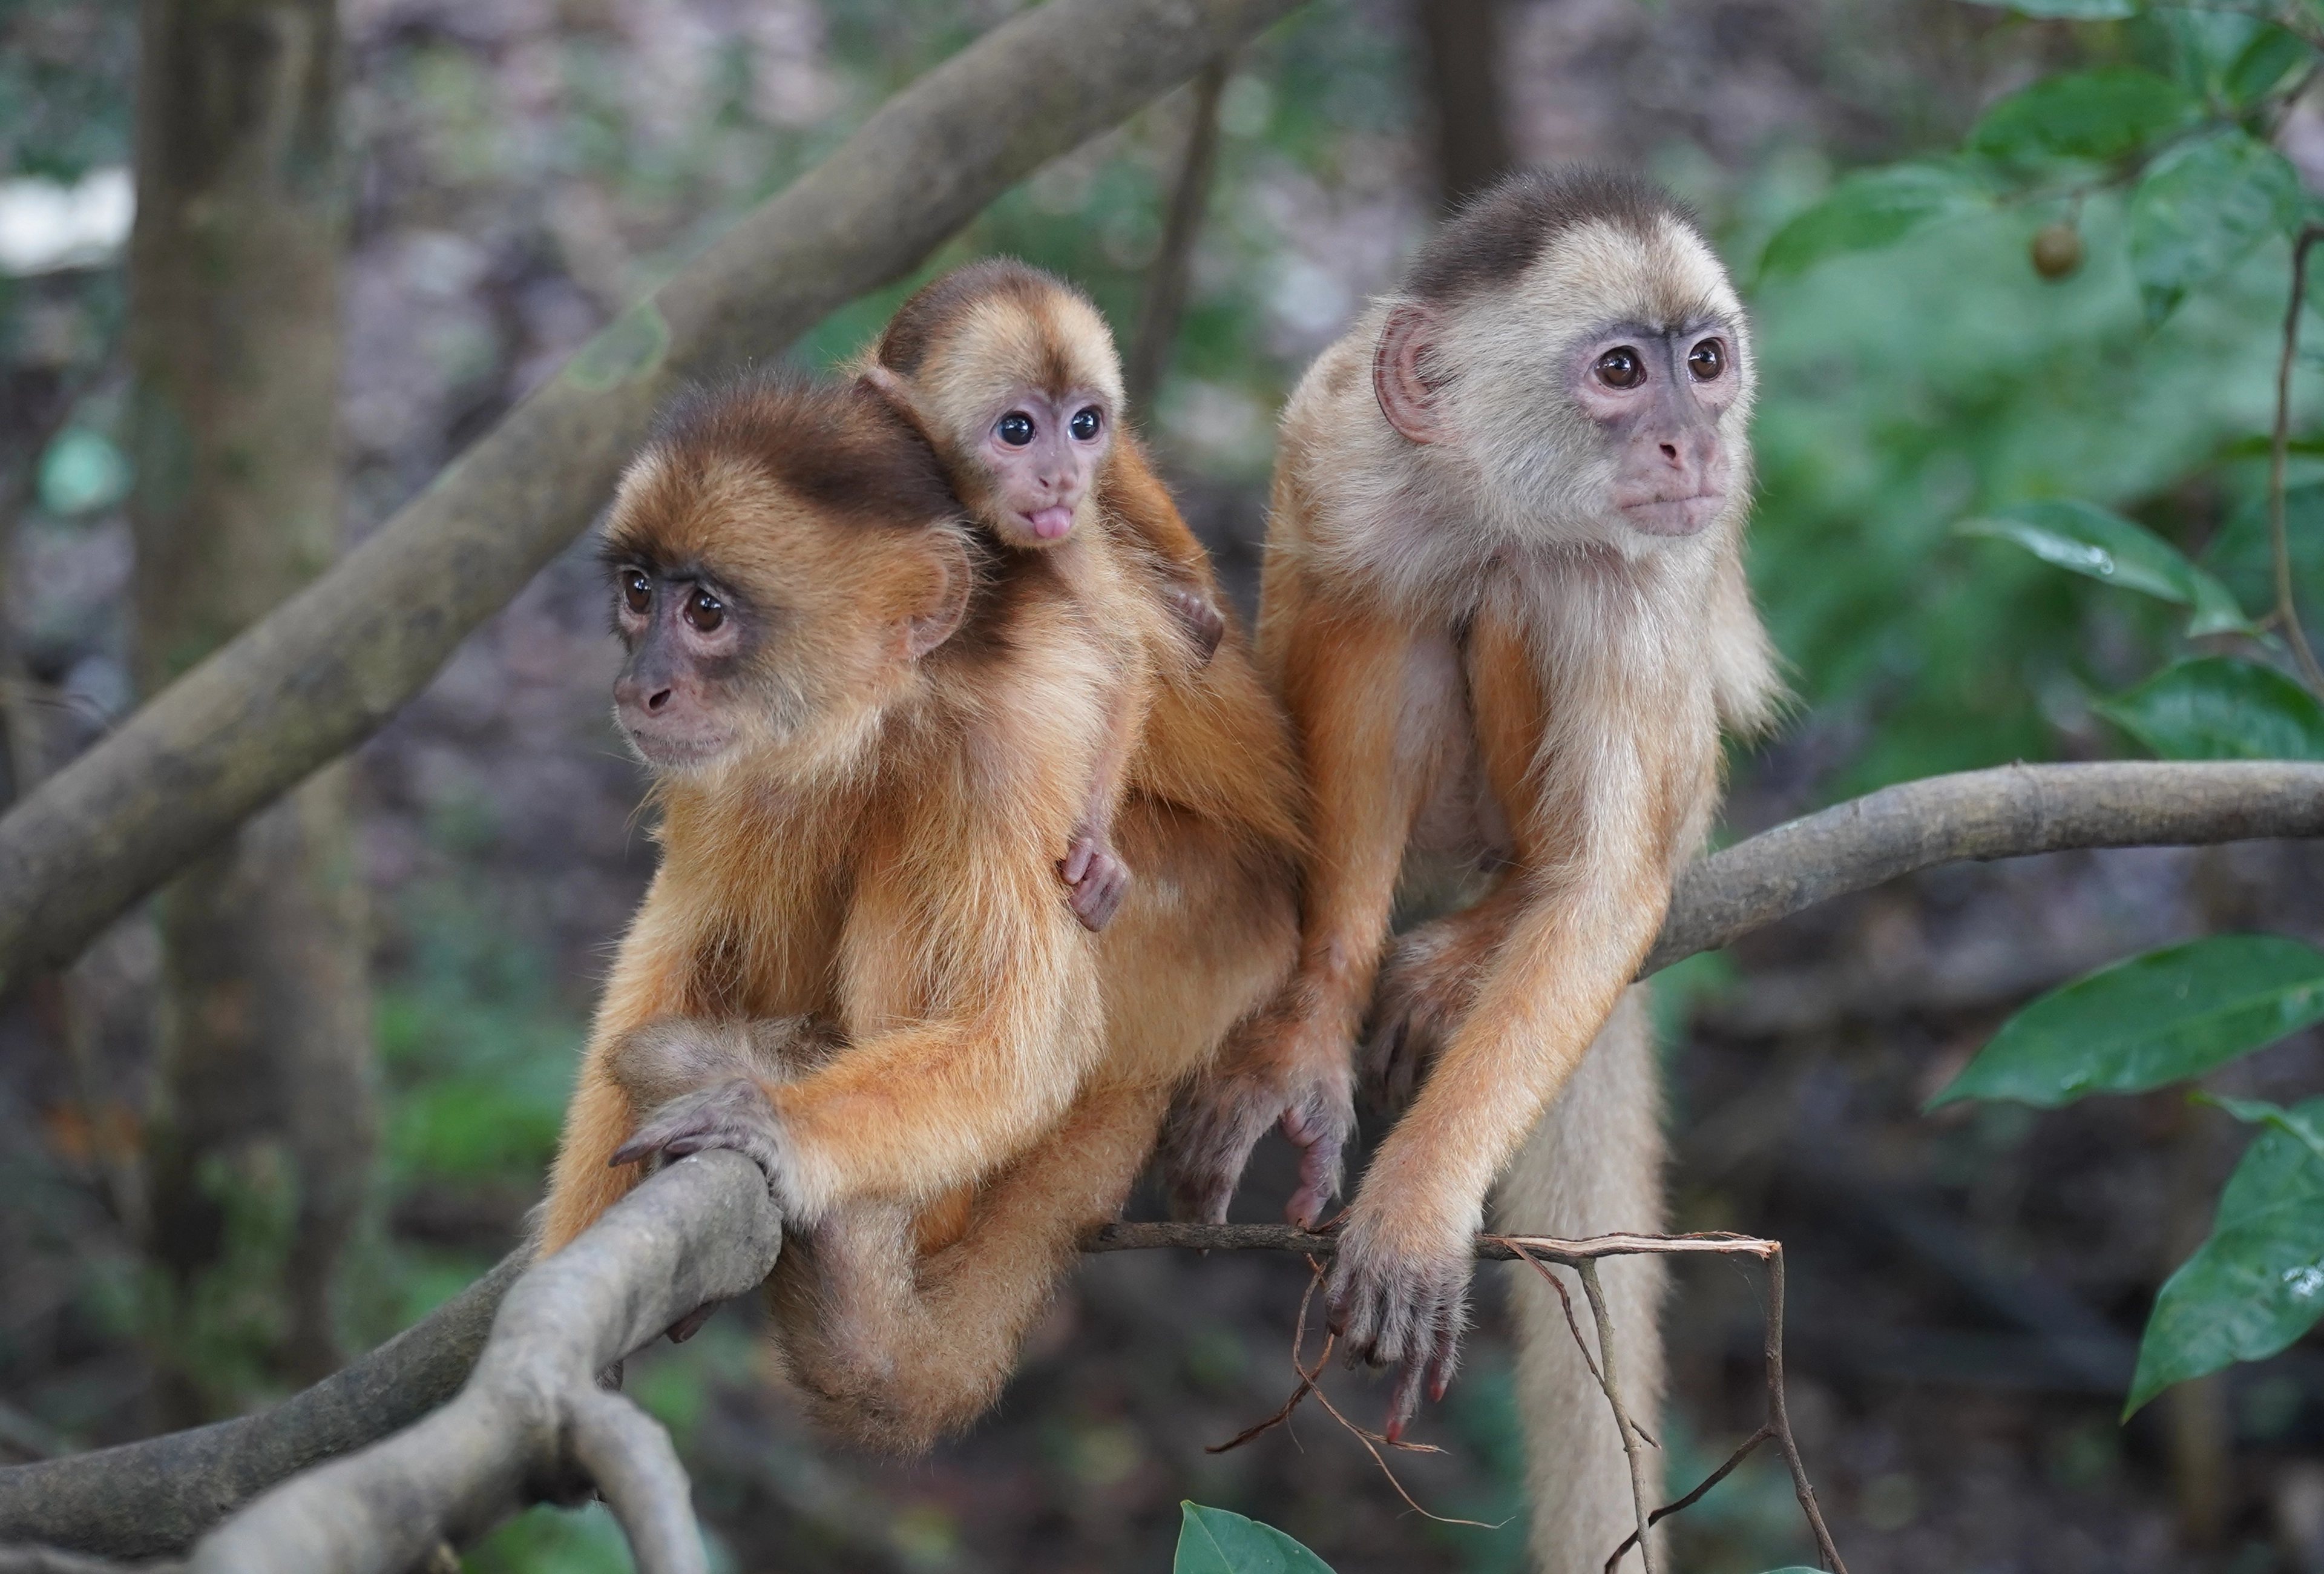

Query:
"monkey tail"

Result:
[[1493, 987, 1668, 1574]]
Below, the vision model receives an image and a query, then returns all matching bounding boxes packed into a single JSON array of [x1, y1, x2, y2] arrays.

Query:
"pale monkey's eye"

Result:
[[1595, 347, 1644, 389], [684, 588, 725, 633], [1687, 339, 1725, 381], [997, 412, 1036, 446], [620, 569, 651, 615], [1069, 406, 1103, 441]]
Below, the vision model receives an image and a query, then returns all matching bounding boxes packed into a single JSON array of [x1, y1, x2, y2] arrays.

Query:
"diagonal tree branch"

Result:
[[4, 759, 2317, 1558], [0, 0, 1308, 992]]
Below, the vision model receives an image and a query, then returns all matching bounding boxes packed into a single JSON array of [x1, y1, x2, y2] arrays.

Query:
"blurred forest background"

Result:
[[5, 0, 2324, 1570]]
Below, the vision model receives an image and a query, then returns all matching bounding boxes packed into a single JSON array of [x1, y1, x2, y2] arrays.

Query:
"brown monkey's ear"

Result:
[[903, 535, 973, 659], [1371, 303, 1444, 446]]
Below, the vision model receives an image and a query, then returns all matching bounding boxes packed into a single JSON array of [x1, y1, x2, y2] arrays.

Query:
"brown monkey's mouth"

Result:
[[619, 713, 738, 769]]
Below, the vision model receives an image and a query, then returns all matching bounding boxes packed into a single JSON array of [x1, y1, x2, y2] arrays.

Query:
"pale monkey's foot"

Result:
[[1059, 832, 1130, 932]]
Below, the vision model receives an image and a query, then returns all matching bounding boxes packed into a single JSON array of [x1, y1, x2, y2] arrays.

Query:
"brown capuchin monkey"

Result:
[[536, 374, 1302, 1451], [858, 258, 1230, 932], [1161, 170, 1782, 1569]]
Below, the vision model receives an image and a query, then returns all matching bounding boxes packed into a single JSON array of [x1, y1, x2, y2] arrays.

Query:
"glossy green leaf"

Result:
[[1957, 499, 2256, 634], [1959, 0, 2136, 16], [1759, 163, 1987, 278], [1968, 69, 2200, 166], [2224, 24, 2311, 105], [1176, 1505, 1337, 1574], [2128, 130, 2303, 323], [1927, 935, 2324, 1109], [2128, 1097, 2324, 1413], [2096, 657, 2324, 762]]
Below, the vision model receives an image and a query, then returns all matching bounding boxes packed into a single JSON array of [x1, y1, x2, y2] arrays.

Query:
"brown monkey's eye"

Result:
[[1687, 339, 1725, 381], [620, 569, 651, 615], [997, 412, 1036, 446], [1595, 347, 1644, 389], [1069, 406, 1102, 441], [684, 588, 724, 633]]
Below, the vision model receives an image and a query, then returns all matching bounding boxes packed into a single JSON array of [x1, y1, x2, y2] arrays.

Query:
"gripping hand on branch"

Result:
[[1160, 989, 1355, 1230]]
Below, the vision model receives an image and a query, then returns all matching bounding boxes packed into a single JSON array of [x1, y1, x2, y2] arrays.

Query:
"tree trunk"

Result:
[[126, 0, 373, 1418], [1416, 0, 1512, 212]]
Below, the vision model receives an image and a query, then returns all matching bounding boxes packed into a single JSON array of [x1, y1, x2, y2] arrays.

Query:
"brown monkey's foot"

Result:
[[1159, 1003, 1354, 1227], [611, 1077, 803, 1214], [1164, 585, 1226, 665], [1363, 921, 1491, 1116], [607, 1015, 823, 1111], [1059, 833, 1131, 931], [1323, 1202, 1474, 1441]]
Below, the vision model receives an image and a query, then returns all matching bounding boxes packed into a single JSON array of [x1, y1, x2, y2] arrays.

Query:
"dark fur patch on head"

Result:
[[645, 372, 960, 530], [1403, 167, 1699, 306], [876, 257, 1095, 384]]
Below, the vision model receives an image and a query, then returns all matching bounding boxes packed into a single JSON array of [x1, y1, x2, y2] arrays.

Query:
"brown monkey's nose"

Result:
[[614, 674, 674, 715], [646, 688, 671, 711]]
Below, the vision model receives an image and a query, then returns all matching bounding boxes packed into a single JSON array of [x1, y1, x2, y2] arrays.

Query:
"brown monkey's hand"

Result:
[[1060, 832, 1131, 932], [1160, 1000, 1354, 1228], [1363, 921, 1490, 1116], [1324, 1194, 1475, 1441], [611, 1077, 806, 1216], [1164, 585, 1226, 667]]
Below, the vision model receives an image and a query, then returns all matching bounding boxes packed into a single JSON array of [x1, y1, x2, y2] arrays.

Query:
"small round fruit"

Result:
[[2030, 222, 2083, 282]]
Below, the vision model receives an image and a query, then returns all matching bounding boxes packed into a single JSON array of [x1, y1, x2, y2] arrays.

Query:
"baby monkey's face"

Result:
[[976, 383, 1111, 548]]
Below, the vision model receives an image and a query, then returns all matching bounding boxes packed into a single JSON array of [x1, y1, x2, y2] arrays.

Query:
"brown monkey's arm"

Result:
[[1060, 667, 1140, 932], [1107, 438, 1227, 664]]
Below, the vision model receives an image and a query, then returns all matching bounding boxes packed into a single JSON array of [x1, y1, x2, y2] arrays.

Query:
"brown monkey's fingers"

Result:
[[1158, 1077, 1279, 1223], [665, 1300, 721, 1343], [1068, 849, 1129, 931], [608, 1078, 793, 1207], [1281, 1115, 1345, 1231], [1060, 837, 1096, 885]]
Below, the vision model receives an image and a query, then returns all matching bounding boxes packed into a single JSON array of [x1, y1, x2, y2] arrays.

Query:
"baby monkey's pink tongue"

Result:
[[1026, 505, 1074, 540]]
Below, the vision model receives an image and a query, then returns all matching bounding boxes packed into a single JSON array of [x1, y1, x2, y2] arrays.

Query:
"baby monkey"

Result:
[[861, 259, 1226, 932]]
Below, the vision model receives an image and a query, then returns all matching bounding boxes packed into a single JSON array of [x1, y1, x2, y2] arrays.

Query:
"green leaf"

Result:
[[1967, 69, 2201, 166], [1758, 163, 1988, 278], [2127, 1097, 2324, 1413], [2202, 1093, 2324, 1167], [1927, 935, 2324, 1108], [2224, 24, 2311, 106], [1957, 499, 2256, 634], [2127, 130, 2303, 323], [1175, 1505, 1338, 1574], [2096, 657, 2324, 762], [1958, 0, 2136, 16]]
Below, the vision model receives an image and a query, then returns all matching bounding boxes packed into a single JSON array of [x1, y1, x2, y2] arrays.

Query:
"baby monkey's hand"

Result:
[[1060, 831, 1131, 931]]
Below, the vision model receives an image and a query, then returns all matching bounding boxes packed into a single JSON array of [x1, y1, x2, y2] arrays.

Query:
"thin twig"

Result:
[[1602, 1426, 1776, 1574], [2272, 223, 2324, 694], [1764, 1249, 1847, 1574], [1577, 1260, 1658, 1574]]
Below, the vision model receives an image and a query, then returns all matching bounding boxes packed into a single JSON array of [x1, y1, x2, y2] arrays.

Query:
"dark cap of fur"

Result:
[[642, 373, 959, 529], [1403, 167, 1700, 306], [875, 257, 1092, 377]]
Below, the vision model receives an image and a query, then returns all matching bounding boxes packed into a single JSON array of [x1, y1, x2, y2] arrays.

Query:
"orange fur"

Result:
[[537, 371, 1302, 1451]]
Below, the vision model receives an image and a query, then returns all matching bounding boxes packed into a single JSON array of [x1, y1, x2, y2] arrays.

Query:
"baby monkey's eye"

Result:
[[1069, 406, 1103, 441], [997, 412, 1036, 446], [1686, 339, 1725, 381], [620, 569, 652, 615], [1595, 347, 1644, 389], [684, 588, 725, 633]]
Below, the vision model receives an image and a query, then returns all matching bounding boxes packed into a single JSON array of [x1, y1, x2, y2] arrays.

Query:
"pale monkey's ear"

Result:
[[1371, 302, 1445, 446], [902, 534, 973, 659]]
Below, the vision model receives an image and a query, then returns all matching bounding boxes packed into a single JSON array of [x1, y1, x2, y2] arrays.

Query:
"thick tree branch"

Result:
[[0, 1254, 525, 1557], [0, 0, 1305, 990], [5, 758, 2317, 1558], [1644, 760, 2324, 976], [189, 1152, 779, 1574]]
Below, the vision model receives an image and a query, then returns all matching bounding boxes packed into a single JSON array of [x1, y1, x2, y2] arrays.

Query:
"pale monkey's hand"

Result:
[[1323, 1184, 1476, 1441], [1160, 987, 1354, 1229]]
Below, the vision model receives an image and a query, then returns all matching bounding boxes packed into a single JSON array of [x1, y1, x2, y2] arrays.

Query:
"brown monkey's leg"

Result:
[[1495, 990, 1667, 1574], [773, 1080, 1175, 1453]]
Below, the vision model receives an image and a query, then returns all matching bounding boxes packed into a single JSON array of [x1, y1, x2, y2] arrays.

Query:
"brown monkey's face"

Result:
[[608, 559, 754, 768], [973, 384, 1111, 548], [1567, 319, 1738, 536]]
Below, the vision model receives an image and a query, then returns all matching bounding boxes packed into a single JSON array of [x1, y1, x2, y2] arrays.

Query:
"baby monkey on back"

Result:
[[860, 259, 1227, 930]]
